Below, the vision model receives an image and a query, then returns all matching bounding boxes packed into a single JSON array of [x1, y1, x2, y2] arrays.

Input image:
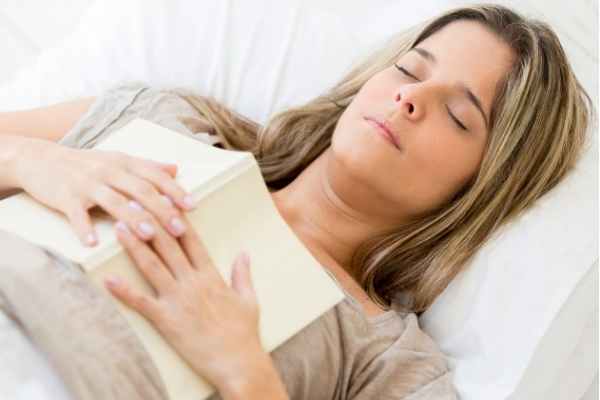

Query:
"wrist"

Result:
[[217, 351, 288, 400], [0, 134, 34, 190], [10, 136, 58, 187]]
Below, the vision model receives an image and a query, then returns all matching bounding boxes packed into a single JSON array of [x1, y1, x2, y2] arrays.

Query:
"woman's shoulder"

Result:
[[312, 262, 451, 367], [57, 81, 223, 150], [268, 291, 454, 400]]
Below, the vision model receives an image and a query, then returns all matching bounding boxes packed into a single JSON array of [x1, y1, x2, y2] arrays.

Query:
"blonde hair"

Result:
[[170, 4, 593, 313]]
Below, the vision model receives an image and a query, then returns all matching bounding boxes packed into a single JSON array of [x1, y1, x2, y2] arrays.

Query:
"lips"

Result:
[[364, 117, 401, 150]]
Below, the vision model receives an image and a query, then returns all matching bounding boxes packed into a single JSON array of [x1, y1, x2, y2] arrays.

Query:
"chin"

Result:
[[330, 131, 389, 179]]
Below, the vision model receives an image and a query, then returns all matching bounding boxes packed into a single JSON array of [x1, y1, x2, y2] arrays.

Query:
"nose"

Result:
[[394, 86, 423, 121]]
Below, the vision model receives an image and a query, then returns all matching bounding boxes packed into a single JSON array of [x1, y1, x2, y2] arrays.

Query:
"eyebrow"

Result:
[[409, 47, 490, 130]]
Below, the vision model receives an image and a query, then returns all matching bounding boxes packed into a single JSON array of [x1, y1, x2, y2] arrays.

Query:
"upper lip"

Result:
[[365, 117, 401, 150]]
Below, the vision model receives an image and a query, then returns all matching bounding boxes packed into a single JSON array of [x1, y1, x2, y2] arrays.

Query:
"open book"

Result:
[[0, 118, 346, 399]]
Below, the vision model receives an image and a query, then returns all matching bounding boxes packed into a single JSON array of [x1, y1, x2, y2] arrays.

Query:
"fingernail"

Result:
[[128, 200, 144, 212], [170, 217, 186, 236], [138, 222, 155, 238], [183, 195, 195, 210], [115, 221, 130, 234], [105, 277, 122, 288], [241, 251, 250, 265]]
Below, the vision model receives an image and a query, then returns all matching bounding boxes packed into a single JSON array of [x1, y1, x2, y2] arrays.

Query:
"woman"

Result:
[[0, 4, 592, 400]]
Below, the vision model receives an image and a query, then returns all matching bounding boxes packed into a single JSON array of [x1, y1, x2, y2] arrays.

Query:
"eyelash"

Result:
[[394, 64, 468, 131]]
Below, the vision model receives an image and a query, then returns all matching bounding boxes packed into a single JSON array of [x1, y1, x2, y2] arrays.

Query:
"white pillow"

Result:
[[0, 1, 596, 399]]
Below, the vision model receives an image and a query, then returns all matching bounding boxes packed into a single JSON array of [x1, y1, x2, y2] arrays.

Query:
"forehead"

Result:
[[412, 20, 514, 113]]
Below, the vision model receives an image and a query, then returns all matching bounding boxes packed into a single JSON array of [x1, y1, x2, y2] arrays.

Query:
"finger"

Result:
[[156, 162, 178, 177], [65, 204, 98, 247], [89, 183, 158, 241], [231, 251, 257, 303], [107, 170, 188, 238], [105, 275, 161, 323], [130, 159, 194, 212], [178, 215, 224, 281], [160, 194, 175, 207], [115, 220, 176, 293], [144, 217, 193, 279], [109, 151, 177, 178]]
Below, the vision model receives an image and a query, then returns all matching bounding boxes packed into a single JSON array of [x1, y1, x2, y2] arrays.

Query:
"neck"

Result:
[[269, 148, 404, 274]]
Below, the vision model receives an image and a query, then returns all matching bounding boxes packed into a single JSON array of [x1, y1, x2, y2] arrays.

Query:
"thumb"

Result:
[[231, 252, 256, 302]]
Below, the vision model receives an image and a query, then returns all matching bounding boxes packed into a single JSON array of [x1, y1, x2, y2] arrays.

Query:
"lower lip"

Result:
[[364, 118, 399, 149]]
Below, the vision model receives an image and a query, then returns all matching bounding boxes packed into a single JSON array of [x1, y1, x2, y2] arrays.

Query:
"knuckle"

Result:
[[142, 213, 160, 230], [133, 181, 157, 198], [143, 167, 181, 192], [127, 203, 153, 221], [133, 294, 153, 312], [153, 200, 180, 222], [156, 182, 183, 202]]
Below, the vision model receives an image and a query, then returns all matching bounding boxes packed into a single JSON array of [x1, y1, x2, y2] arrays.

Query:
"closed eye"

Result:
[[394, 64, 468, 131], [395, 64, 419, 80], [445, 106, 468, 131]]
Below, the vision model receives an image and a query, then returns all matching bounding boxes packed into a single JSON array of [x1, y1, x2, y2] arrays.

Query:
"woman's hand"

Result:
[[14, 139, 194, 246], [104, 212, 278, 396]]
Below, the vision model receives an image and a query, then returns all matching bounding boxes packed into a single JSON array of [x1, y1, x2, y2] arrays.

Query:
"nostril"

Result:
[[408, 103, 414, 113]]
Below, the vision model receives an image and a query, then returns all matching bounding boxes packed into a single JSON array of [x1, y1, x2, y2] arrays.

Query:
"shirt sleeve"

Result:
[[58, 80, 223, 150], [347, 359, 458, 400], [401, 372, 458, 400], [346, 313, 459, 400]]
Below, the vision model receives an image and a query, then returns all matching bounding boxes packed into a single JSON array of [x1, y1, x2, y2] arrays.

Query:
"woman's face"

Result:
[[331, 20, 514, 218]]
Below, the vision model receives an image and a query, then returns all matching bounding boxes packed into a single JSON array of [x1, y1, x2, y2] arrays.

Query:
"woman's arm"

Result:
[[0, 97, 96, 198], [217, 351, 289, 400], [0, 134, 41, 197], [0, 96, 96, 142]]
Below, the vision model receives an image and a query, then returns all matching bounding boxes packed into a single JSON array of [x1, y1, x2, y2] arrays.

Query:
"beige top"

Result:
[[56, 81, 458, 399]]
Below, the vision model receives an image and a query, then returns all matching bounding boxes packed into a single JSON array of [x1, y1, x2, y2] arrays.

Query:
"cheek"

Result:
[[408, 132, 483, 205], [346, 75, 389, 115]]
